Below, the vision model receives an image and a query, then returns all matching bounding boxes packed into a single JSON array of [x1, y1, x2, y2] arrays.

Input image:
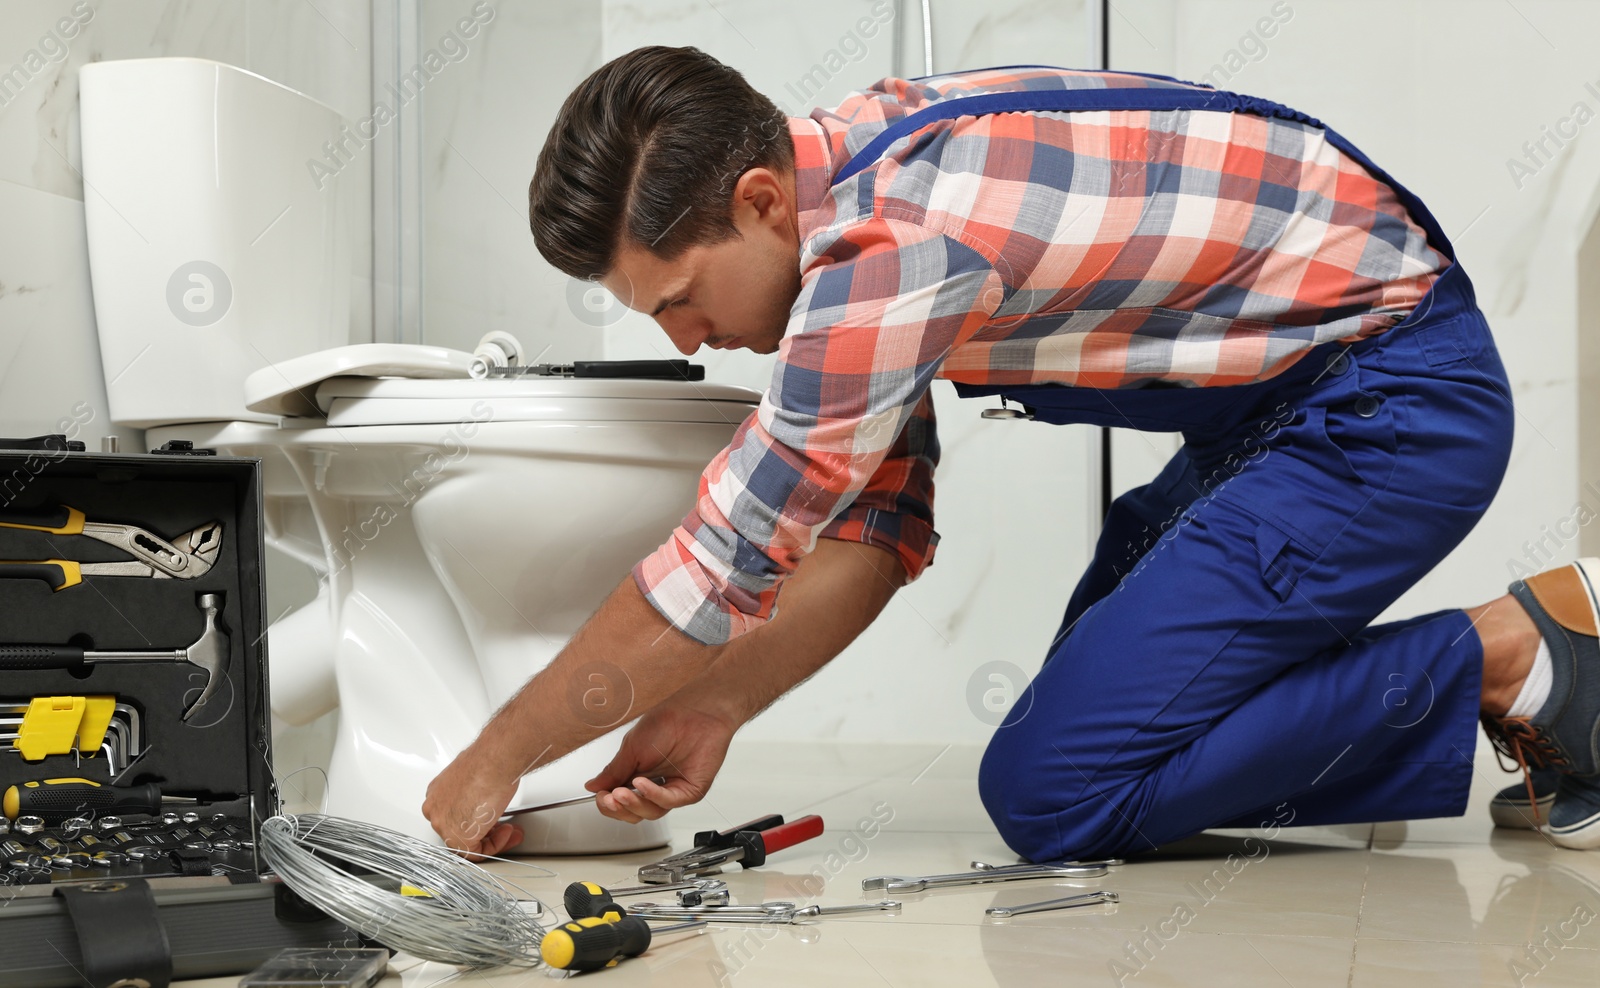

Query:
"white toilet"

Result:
[[78, 57, 760, 851]]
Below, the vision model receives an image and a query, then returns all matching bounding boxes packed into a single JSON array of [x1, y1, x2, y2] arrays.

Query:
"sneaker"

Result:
[[1489, 768, 1559, 828], [1545, 774, 1600, 849], [1480, 559, 1600, 805]]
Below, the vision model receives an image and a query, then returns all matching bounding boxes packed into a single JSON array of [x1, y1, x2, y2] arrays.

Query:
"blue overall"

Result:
[[830, 72, 1516, 861]]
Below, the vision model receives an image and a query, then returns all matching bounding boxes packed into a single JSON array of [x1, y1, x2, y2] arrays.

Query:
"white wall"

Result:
[[1109, 0, 1598, 626], [0, 0, 375, 446]]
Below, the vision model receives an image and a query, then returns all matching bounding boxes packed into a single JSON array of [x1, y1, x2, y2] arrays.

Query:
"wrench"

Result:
[[986, 890, 1120, 918], [862, 861, 1108, 893], [791, 900, 902, 921]]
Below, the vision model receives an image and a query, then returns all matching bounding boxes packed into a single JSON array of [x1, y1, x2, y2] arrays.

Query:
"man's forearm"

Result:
[[465, 573, 723, 779], [669, 539, 908, 727]]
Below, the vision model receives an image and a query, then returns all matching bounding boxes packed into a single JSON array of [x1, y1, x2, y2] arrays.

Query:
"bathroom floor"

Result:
[[185, 736, 1600, 987]]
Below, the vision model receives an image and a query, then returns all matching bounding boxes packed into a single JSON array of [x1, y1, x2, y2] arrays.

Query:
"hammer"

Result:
[[0, 593, 229, 722]]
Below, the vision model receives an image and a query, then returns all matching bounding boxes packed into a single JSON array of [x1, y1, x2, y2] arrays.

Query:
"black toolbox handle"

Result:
[[0, 643, 87, 669], [54, 878, 174, 988]]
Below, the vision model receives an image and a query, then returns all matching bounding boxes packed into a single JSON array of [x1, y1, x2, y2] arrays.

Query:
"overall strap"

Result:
[[831, 68, 1454, 261]]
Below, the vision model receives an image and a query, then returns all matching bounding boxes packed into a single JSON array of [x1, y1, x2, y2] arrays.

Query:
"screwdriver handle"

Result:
[[540, 915, 655, 971], [564, 881, 624, 920], [0, 643, 88, 669], [4, 780, 163, 821]]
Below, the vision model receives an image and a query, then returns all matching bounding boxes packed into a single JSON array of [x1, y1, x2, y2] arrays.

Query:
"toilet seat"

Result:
[[243, 343, 763, 428], [314, 377, 762, 428]]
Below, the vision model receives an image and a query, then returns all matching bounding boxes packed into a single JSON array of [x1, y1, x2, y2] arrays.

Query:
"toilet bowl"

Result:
[[80, 57, 762, 851]]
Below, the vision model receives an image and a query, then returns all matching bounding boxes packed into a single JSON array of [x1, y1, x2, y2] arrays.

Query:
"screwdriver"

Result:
[[4, 779, 175, 822], [564, 881, 627, 920], [539, 914, 705, 972]]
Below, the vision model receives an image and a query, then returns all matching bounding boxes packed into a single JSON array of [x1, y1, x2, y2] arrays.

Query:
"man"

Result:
[[422, 46, 1600, 860]]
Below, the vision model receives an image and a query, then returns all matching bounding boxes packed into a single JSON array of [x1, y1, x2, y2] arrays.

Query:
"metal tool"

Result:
[[501, 775, 668, 818], [478, 359, 705, 382], [627, 901, 797, 922], [3, 779, 201, 823], [679, 887, 729, 907], [628, 900, 902, 924], [986, 890, 1120, 918], [0, 593, 228, 721], [971, 858, 1123, 870], [0, 504, 222, 590], [0, 701, 141, 772], [638, 814, 824, 884], [563, 878, 727, 920], [862, 861, 1109, 893], [596, 878, 728, 898]]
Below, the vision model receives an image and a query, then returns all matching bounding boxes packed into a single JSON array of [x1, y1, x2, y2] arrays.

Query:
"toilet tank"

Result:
[[80, 58, 353, 427]]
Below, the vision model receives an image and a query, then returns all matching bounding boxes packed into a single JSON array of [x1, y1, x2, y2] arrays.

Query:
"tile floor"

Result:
[[183, 735, 1600, 987]]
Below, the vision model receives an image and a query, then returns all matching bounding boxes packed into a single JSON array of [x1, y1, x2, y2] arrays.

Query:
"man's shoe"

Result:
[[1545, 774, 1600, 849], [1481, 559, 1600, 804], [1489, 768, 1559, 828]]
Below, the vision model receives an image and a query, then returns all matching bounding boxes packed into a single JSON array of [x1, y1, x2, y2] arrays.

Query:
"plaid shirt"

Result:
[[634, 67, 1449, 645]]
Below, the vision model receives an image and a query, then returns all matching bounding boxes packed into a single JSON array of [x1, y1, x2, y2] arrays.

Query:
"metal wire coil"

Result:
[[258, 812, 548, 968]]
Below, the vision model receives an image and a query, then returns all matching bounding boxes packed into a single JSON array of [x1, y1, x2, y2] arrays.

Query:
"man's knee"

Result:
[[980, 730, 1106, 861]]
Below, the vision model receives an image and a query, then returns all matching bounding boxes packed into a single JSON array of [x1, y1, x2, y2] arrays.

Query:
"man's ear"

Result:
[[733, 167, 789, 229]]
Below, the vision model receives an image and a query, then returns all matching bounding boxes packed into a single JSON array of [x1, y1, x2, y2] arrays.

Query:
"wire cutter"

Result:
[[0, 505, 223, 591], [637, 813, 825, 884]]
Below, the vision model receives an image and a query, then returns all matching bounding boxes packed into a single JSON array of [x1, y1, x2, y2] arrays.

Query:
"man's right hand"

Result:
[[586, 703, 738, 822]]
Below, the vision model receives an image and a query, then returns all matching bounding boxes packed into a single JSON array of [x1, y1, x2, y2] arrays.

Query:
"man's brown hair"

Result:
[[529, 46, 795, 281]]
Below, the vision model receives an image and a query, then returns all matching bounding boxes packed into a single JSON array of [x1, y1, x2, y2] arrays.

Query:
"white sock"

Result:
[[1507, 638, 1553, 719]]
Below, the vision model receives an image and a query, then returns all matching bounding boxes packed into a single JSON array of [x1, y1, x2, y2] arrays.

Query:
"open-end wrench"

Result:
[[971, 858, 1122, 870], [986, 890, 1120, 918], [628, 901, 797, 923], [791, 900, 902, 921], [862, 861, 1108, 893], [629, 900, 902, 924]]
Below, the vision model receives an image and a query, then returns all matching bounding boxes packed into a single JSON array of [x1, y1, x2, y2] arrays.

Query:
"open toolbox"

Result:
[[0, 438, 365, 987]]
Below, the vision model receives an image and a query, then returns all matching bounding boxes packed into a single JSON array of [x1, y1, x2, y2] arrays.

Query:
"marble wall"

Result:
[[1109, 0, 1600, 628], [0, 0, 375, 444]]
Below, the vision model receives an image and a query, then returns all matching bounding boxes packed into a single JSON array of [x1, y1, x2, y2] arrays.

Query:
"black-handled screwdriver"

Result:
[[4, 779, 170, 822], [539, 915, 705, 972], [564, 881, 626, 920]]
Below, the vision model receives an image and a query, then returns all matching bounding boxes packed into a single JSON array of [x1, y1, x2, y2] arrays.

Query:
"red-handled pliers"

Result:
[[637, 814, 825, 884]]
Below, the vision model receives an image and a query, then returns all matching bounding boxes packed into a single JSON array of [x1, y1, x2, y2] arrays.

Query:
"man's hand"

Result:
[[421, 744, 525, 859], [586, 703, 738, 822]]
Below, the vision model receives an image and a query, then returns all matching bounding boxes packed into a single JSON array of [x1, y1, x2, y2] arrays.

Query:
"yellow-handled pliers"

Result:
[[0, 505, 223, 591]]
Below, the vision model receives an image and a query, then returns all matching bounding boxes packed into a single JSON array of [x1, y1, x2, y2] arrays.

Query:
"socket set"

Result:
[[1, 811, 256, 886]]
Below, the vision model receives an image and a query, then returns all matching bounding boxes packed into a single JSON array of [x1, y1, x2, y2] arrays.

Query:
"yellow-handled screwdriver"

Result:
[[3, 779, 171, 822], [539, 915, 705, 972]]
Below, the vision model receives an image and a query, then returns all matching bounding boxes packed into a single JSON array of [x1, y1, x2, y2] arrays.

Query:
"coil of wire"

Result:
[[258, 813, 547, 968]]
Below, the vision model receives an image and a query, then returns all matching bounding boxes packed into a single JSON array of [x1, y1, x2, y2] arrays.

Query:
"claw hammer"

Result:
[[0, 593, 229, 722]]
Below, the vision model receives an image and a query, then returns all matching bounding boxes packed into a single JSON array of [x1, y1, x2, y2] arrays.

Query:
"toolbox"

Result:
[[0, 438, 364, 988]]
